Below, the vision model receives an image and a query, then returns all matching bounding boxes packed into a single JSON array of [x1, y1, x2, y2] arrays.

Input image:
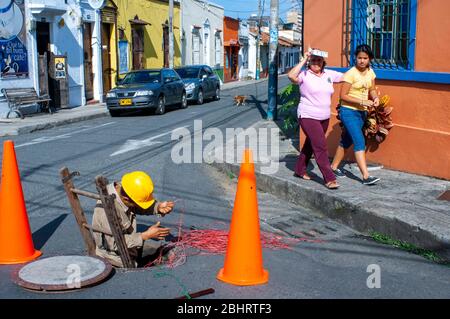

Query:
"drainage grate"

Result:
[[437, 190, 450, 201]]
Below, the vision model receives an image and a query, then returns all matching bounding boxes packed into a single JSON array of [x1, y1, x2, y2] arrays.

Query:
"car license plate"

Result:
[[120, 99, 132, 106]]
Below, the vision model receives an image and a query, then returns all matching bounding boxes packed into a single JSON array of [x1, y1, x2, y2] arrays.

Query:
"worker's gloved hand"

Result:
[[157, 201, 174, 216], [141, 221, 170, 241]]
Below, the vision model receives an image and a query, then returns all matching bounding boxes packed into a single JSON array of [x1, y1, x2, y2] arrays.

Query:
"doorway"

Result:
[[101, 23, 112, 95], [83, 23, 94, 101], [132, 26, 144, 70], [163, 24, 169, 68], [36, 22, 53, 104]]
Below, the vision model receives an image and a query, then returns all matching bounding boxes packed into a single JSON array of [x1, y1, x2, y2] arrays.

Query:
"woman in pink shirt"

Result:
[[288, 50, 343, 189]]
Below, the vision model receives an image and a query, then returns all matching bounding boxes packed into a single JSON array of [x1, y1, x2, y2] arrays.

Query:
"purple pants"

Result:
[[295, 117, 336, 183]]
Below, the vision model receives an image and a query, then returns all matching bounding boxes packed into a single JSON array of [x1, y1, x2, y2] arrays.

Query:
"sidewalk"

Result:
[[0, 76, 273, 138], [0, 103, 108, 137], [209, 119, 450, 261]]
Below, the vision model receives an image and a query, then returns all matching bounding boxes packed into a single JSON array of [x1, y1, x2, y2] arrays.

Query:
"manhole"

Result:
[[13, 255, 113, 292]]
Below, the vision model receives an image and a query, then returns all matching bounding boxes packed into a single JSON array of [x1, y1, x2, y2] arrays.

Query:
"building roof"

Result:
[[259, 32, 301, 47]]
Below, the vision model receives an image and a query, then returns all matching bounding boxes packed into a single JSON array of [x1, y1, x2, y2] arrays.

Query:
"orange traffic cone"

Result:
[[0, 140, 42, 264], [217, 149, 269, 285]]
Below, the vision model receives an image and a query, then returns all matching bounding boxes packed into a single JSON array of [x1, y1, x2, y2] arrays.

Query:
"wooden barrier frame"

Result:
[[60, 167, 135, 268]]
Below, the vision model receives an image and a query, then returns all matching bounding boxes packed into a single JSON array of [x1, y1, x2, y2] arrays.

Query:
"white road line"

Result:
[[15, 122, 116, 148], [110, 126, 189, 157]]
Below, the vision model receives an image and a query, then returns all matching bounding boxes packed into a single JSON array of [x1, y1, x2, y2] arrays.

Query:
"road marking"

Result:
[[110, 126, 189, 157], [15, 122, 116, 148]]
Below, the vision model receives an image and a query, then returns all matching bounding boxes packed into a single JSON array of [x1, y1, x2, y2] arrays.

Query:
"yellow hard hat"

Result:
[[121, 171, 155, 209]]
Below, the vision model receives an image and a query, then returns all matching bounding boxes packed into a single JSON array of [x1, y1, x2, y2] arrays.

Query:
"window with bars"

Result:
[[215, 33, 222, 66], [348, 0, 416, 70], [192, 30, 201, 65]]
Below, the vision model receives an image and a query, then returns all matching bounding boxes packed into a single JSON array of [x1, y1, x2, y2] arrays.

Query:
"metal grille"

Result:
[[347, 0, 413, 70], [117, 92, 136, 98]]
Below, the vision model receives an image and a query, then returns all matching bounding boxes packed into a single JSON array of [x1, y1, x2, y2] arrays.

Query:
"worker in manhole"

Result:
[[92, 171, 174, 267]]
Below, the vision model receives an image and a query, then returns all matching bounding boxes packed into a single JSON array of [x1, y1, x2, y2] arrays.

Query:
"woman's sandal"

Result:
[[294, 173, 311, 180], [325, 181, 339, 189]]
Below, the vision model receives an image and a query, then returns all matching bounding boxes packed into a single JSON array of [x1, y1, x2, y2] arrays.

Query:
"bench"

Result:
[[1, 87, 52, 119]]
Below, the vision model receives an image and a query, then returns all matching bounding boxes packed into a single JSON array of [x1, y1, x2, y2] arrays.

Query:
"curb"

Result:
[[210, 161, 450, 261], [0, 111, 109, 137]]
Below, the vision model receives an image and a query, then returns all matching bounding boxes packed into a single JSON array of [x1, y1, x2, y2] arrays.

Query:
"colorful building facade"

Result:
[[180, 0, 224, 81], [114, 0, 182, 80], [303, 0, 450, 180], [223, 16, 239, 83]]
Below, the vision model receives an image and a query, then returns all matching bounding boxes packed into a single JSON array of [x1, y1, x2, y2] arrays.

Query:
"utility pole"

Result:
[[255, 0, 262, 80], [267, 0, 279, 120], [169, 0, 174, 68]]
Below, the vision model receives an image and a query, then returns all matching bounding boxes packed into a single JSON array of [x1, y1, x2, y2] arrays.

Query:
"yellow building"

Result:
[[100, 0, 182, 93]]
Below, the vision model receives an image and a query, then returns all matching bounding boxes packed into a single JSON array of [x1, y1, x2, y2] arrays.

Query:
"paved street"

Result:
[[0, 78, 449, 299]]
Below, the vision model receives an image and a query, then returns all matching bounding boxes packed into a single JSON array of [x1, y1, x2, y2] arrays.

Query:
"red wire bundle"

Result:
[[144, 200, 324, 269], [145, 227, 323, 268]]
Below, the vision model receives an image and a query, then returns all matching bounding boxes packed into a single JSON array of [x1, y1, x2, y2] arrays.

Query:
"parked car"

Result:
[[175, 65, 221, 105], [105, 68, 187, 116]]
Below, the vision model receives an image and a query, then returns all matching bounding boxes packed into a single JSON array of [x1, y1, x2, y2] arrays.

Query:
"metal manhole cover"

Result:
[[13, 255, 113, 292]]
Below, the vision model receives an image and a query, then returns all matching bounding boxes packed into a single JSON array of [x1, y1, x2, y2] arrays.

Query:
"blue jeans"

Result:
[[339, 106, 367, 152]]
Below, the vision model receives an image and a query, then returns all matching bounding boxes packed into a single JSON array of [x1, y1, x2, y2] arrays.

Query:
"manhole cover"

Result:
[[13, 255, 113, 292]]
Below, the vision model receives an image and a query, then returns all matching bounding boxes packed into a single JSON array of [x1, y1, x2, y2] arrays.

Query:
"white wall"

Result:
[[0, 0, 37, 118], [238, 21, 249, 80], [0, 0, 102, 118], [248, 33, 257, 79], [51, 0, 84, 107], [181, 0, 224, 68]]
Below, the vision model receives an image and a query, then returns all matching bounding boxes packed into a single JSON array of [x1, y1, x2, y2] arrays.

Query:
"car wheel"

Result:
[[109, 110, 120, 117], [180, 92, 188, 109], [197, 89, 204, 105], [155, 96, 166, 115], [214, 86, 220, 100]]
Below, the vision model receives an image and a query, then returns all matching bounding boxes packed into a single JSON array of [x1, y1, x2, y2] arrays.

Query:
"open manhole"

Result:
[[13, 255, 113, 292]]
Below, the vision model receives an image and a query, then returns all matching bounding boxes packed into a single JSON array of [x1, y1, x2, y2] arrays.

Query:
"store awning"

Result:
[[29, 1, 67, 16]]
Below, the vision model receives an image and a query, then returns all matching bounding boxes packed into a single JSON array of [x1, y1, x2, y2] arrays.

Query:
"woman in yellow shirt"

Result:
[[330, 44, 380, 185]]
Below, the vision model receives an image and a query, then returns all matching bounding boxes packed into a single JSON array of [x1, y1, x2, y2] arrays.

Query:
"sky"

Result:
[[209, 0, 302, 20]]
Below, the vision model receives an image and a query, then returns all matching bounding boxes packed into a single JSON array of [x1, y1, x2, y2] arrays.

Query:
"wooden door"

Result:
[[163, 26, 169, 68], [132, 27, 144, 70], [231, 47, 238, 80], [101, 23, 112, 95], [83, 23, 94, 101], [38, 52, 49, 96]]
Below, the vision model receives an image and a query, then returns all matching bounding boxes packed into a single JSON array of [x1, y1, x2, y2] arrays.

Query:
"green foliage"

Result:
[[227, 171, 236, 180], [278, 84, 300, 132], [370, 232, 450, 266]]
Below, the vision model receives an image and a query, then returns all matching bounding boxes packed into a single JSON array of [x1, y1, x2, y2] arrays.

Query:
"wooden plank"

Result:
[[95, 175, 135, 268], [71, 188, 101, 200], [60, 167, 97, 256]]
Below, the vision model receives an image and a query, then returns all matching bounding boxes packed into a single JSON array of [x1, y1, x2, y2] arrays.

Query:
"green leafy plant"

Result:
[[278, 84, 300, 132], [370, 232, 449, 266]]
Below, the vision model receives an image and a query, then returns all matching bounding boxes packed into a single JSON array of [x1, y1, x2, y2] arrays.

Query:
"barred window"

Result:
[[192, 30, 201, 65], [347, 0, 415, 70], [215, 33, 222, 66]]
